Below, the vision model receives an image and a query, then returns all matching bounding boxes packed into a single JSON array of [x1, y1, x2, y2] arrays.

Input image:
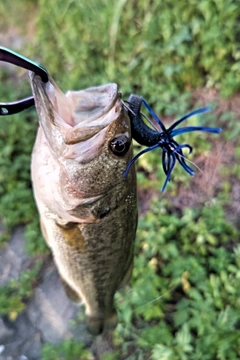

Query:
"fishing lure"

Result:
[[124, 95, 221, 191], [0, 47, 221, 335]]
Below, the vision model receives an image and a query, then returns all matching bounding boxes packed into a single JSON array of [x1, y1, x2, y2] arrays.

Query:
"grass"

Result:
[[0, 0, 240, 359]]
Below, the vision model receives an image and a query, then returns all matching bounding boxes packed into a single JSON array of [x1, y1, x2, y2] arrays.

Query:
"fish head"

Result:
[[30, 74, 135, 202]]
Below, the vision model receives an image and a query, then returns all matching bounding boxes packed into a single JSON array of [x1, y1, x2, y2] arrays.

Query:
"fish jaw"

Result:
[[30, 75, 138, 334]]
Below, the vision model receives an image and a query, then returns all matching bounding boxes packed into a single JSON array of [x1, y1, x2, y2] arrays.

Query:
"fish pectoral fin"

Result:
[[117, 261, 134, 289], [40, 217, 50, 246], [60, 276, 83, 303]]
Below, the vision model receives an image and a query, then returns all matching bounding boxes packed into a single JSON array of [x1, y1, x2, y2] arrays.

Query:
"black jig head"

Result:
[[124, 95, 222, 192]]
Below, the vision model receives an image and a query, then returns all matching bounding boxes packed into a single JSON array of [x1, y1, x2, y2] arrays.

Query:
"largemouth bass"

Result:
[[30, 74, 138, 335]]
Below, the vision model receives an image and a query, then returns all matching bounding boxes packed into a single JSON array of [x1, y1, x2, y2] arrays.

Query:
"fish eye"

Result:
[[109, 135, 131, 156]]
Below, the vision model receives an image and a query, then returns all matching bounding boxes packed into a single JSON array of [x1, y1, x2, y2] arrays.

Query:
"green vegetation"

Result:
[[113, 201, 240, 359], [0, 0, 240, 359], [0, 261, 42, 320], [35, 0, 240, 102], [41, 339, 91, 360]]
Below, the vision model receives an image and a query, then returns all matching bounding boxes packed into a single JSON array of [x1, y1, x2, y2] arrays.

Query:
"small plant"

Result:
[[41, 339, 91, 360]]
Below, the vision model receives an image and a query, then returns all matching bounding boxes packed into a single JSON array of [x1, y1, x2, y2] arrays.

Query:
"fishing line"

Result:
[[133, 286, 176, 311], [122, 100, 162, 132], [174, 151, 203, 174], [121, 99, 136, 116], [140, 111, 161, 132]]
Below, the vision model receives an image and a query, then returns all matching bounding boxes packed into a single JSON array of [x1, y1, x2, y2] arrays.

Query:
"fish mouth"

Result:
[[66, 83, 120, 126], [30, 72, 120, 127], [30, 73, 122, 146]]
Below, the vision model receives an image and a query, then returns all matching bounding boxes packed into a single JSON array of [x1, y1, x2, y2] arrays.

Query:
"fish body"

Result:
[[30, 74, 138, 335]]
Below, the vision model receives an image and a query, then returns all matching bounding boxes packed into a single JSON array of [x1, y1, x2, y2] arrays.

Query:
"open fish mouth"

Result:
[[30, 72, 120, 131], [29, 74, 125, 164], [65, 83, 120, 126]]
